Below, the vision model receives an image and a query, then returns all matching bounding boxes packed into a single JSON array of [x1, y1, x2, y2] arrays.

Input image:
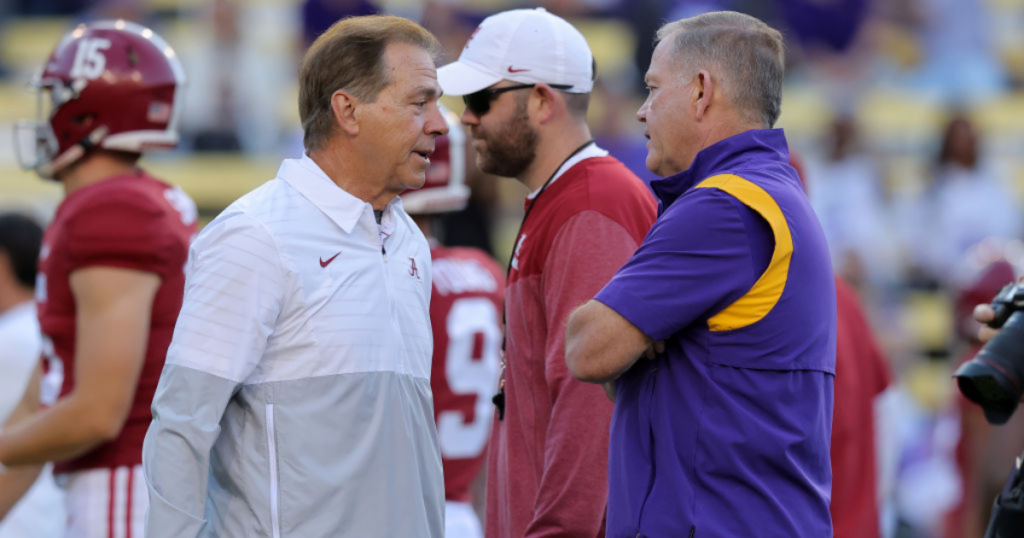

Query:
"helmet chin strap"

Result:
[[40, 125, 109, 180]]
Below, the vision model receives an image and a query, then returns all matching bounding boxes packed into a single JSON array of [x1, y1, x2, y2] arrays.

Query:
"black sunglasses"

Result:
[[463, 83, 573, 116]]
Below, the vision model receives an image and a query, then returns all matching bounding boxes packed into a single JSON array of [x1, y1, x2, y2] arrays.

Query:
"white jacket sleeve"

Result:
[[142, 212, 285, 538]]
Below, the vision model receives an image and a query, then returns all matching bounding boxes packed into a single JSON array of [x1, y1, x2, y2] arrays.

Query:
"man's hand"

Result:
[[602, 382, 616, 403], [565, 300, 651, 384], [0, 363, 45, 519], [598, 341, 663, 403], [643, 340, 665, 360], [975, 304, 999, 344]]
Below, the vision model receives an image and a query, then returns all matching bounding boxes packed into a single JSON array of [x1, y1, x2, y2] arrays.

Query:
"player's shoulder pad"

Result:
[[62, 180, 188, 272], [67, 177, 172, 221]]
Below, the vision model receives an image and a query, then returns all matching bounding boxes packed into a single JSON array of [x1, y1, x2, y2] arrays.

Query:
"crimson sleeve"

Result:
[[523, 210, 642, 538]]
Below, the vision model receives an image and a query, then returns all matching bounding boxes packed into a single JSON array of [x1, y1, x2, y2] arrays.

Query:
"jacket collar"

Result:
[[651, 128, 790, 207], [278, 153, 402, 234]]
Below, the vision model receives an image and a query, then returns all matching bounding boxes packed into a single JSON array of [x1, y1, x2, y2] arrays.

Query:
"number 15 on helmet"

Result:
[[14, 20, 185, 180]]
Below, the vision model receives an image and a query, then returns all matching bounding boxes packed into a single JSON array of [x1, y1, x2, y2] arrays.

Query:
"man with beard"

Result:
[[438, 8, 657, 538]]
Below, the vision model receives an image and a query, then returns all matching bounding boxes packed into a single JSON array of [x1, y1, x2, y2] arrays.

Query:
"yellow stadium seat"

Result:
[[1, 17, 72, 71], [571, 18, 636, 80], [0, 81, 34, 123]]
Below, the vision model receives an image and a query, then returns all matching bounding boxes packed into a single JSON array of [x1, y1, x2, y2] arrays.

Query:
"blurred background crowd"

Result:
[[3, 0, 1024, 537]]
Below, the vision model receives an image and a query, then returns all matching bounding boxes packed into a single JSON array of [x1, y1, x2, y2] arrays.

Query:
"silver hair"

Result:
[[656, 11, 784, 128]]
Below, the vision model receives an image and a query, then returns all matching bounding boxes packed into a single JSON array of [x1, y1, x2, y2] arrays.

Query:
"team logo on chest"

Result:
[[409, 257, 421, 281]]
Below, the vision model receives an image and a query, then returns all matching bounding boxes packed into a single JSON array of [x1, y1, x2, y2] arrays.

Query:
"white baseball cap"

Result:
[[438, 8, 595, 96]]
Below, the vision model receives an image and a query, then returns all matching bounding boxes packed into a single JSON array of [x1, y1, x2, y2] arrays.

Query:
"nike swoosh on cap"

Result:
[[507, 66, 530, 73]]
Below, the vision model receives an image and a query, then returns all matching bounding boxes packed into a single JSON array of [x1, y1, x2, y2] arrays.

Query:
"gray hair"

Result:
[[299, 15, 440, 151], [656, 11, 784, 128]]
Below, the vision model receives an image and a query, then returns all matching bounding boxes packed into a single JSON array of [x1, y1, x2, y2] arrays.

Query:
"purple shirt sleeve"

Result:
[[595, 187, 773, 341]]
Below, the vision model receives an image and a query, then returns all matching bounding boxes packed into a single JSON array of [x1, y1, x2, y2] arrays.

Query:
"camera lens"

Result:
[[956, 310, 1024, 424]]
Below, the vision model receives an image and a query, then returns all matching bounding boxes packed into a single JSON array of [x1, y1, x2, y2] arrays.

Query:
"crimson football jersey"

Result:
[[37, 171, 196, 474], [429, 245, 505, 502]]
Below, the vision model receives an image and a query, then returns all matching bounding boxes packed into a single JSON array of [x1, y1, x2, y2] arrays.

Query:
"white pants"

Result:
[[445, 501, 482, 538], [59, 465, 147, 538]]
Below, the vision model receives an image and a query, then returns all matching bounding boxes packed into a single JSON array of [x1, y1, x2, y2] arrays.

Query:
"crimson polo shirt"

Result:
[[595, 129, 837, 538]]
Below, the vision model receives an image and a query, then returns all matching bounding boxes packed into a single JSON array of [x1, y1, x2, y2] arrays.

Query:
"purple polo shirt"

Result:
[[595, 129, 836, 538]]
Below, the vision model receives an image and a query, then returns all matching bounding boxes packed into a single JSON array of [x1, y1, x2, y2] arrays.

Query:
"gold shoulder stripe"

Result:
[[695, 174, 792, 332]]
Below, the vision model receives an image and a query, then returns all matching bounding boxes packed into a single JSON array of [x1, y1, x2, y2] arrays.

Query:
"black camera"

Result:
[[955, 281, 1024, 425], [982, 452, 1024, 538]]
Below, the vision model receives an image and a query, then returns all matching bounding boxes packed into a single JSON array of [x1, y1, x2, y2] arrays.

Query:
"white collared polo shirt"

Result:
[[143, 154, 443, 538]]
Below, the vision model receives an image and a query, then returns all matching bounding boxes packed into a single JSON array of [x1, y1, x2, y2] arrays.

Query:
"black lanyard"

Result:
[[493, 140, 595, 420]]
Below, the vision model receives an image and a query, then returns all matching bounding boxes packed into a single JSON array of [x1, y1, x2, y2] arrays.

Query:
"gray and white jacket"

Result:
[[143, 155, 443, 538]]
